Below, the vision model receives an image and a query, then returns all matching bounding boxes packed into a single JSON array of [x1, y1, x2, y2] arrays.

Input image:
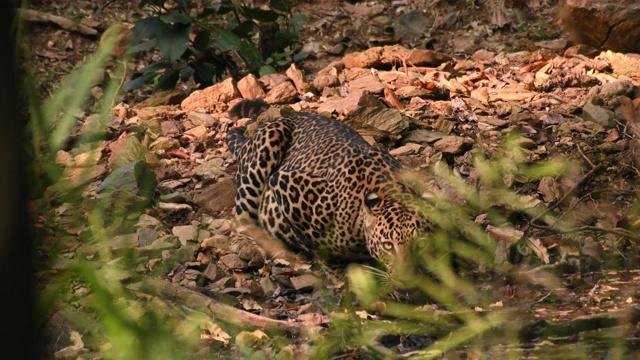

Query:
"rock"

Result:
[[184, 124, 208, 139], [593, 80, 635, 102], [172, 225, 198, 246], [534, 38, 568, 52], [137, 236, 181, 257], [582, 100, 615, 127], [181, 78, 240, 111], [348, 75, 386, 94], [74, 149, 102, 167], [433, 136, 473, 155], [264, 81, 299, 104], [402, 129, 447, 144], [451, 33, 478, 54], [395, 85, 449, 100], [317, 91, 362, 115], [258, 73, 290, 91], [237, 74, 265, 99], [187, 112, 216, 127], [149, 136, 180, 152], [203, 263, 220, 281], [317, 60, 345, 77], [110, 233, 139, 252], [285, 63, 311, 94], [96, 160, 156, 203], [389, 143, 422, 156], [55, 150, 74, 167], [194, 177, 237, 213], [559, 0, 640, 53], [471, 49, 496, 62], [289, 274, 319, 291], [193, 157, 225, 178], [217, 253, 248, 271], [394, 10, 430, 43], [161, 120, 181, 135], [326, 42, 346, 56], [107, 135, 146, 169], [563, 44, 600, 58], [342, 45, 451, 69], [139, 89, 186, 107], [136, 227, 158, 246], [343, 106, 409, 141], [313, 74, 340, 92]]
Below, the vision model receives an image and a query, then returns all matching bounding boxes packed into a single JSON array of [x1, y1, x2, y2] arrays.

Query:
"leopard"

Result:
[[225, 99, 430, 272]]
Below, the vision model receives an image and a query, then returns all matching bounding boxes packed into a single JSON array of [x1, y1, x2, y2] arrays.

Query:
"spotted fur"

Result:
[[226, 100, 429, 270]]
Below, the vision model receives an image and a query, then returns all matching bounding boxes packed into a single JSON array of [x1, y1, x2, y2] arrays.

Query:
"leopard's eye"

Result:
[[382, 241, 394, 252]]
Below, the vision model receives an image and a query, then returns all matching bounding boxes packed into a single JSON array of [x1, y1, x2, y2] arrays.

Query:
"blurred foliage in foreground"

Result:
[[26, 20, 638, 360]]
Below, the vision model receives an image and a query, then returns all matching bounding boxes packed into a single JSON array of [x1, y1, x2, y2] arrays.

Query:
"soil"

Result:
[[28, 0, 640, 359]]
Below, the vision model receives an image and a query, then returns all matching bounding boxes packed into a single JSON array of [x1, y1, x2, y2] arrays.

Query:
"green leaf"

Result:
[[232, 20, 255, 38], [126, 38, 157, 54], [293, 51, 307, 62], [155, 70, 180, 91], [156, 23, 192, 61], [160, 10, 192, 25], [130, 17, 166, 44], [259, 65, 276, 77], [192, 30, 210, 51], [217, 28, 243, 49], [276, 59, 287, 66], [180, 67, 193, 82], [289, 13, 305, 34], [194, 62, 216, 86], [138, 61, 172, 74], [175, 0, 191, 8], [269, 0, 290, 13], [202, 3, 235, 17], [238, 41, 262, 70], [122, 72, 158, 91], [241, 6, 280, 22]]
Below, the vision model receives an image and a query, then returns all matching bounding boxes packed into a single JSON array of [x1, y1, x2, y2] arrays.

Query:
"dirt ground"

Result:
[[28, 0, 640, 358]]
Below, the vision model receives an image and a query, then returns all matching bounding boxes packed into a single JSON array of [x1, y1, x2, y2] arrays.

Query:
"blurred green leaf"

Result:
[[155, 69, 180, 91], [259, 64, 276, 77], [160, 10, 192, 25], [156, 23, 191, 61], [192, 29, 210, 51], [241, 6, 280, 22]]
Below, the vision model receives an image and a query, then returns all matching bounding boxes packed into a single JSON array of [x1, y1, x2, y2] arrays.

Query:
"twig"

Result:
[[134, 278, 312, 335]]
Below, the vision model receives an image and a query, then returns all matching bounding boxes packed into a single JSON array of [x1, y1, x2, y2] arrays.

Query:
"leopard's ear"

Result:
[[364, 191, 382, 208]]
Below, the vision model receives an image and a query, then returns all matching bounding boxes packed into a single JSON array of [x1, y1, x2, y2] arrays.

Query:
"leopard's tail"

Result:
[[228, 98, 269, 120], [226, 99, 269, 156]]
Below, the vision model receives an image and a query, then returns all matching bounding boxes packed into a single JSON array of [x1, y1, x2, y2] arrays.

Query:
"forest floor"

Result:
[[27, 0, 640, 358]]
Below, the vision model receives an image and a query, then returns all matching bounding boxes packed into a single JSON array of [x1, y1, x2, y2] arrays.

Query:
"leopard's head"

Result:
[[360, 185, 430, 274]]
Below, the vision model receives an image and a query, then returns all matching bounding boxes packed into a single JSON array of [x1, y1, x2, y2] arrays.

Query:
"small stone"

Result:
[[194, 177, 237, 213], [172, 225, 199, 246], [258, 73, 291, 91], [192, 158, 225, 179], [187, 112, 216, 127], [402, 129, 447, 144], [290, 274, 319, 291], [149, 137, 180, 152], [107, 135, 146, 169], [161, 120, 181, 135], [348, 75, 386, 95], [343, 106, 409, 141], [203, 262, 219, 281], [434, 136, 473, 155], [217, 253, 248, 271], [184, 125, 207, 139], [313, 74, 340, 92], [237, 74, 265, 100], [389, 143, 422, 156], [285, 63, 311, 94], [582, 100, 615, 127], [264, 81, 299, 104]]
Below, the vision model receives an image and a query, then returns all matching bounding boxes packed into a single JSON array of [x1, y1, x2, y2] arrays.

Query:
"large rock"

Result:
[[181, 78, 240, 111], [559, 0, 640, 53]]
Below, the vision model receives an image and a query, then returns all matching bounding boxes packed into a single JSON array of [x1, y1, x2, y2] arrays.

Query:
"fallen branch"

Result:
[[22, 9, 98, 36], [519, 306, 640, 341], [135, 278, 313, 335]]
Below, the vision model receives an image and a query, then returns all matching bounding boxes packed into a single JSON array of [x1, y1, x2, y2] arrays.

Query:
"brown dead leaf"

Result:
[[384, 87, 403, 110], [526, 237, 550, 264], [486, 225, 524, 244], [201, 322, 231, 344]]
